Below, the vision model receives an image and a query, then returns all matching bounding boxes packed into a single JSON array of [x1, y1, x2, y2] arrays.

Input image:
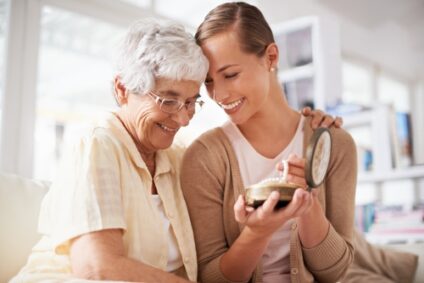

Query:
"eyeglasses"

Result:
[[147, 91, 205, 114]]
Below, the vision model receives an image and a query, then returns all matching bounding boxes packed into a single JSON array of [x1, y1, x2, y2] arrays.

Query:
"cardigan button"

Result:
[[291, 268, 298, 275]]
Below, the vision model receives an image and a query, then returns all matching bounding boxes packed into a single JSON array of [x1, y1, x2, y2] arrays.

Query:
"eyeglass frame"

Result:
[[147, 91, 205, 114]]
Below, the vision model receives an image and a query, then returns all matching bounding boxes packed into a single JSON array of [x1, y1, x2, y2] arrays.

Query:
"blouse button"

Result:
[[291, 268, 298, 275], [291, 223, 297, 230]]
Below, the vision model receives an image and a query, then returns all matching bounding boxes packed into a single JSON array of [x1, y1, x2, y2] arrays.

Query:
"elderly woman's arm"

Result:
[[70, 229, 191, 283]]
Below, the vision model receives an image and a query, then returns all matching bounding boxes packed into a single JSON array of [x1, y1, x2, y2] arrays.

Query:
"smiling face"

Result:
[[201, 31, 275, 125], [115, 78, 201, 153]]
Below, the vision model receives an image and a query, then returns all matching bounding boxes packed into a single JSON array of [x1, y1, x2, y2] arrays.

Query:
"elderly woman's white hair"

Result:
[[115, 19, 209, 94]]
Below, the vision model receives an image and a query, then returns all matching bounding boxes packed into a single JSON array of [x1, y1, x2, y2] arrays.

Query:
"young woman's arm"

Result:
[[297, 128, 357, 282]]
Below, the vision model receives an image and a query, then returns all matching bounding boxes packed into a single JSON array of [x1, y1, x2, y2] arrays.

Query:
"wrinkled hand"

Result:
[[301, 106, 343, 129]]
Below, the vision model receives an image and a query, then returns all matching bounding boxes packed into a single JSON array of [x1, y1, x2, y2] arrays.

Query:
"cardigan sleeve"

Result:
[[180, 135, 247, 283], [302, 127, 357, 282]]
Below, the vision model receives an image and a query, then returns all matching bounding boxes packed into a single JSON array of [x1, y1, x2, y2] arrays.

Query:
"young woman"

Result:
[[181, 2, 357, 283]]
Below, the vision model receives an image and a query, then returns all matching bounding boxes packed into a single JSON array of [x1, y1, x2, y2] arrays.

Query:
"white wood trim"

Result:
[[278, 64, 314, 83], [358, 166, 424, 183], [0, 0, 41, 177], [272, 16, 341, 110], [412, 82, 424, 164]]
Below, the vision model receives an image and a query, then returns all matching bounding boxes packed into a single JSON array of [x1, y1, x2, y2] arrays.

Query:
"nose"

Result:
[[172, 106, 191, 127], [211, 85, 230, 103]]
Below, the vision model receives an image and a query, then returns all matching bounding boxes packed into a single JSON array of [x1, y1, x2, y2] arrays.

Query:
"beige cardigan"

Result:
[[181, 117, 357, 283]]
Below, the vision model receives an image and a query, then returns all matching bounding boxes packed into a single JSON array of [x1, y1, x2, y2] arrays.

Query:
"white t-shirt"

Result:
[[222, 116, 304, 283], [151, 195, 183, 272]]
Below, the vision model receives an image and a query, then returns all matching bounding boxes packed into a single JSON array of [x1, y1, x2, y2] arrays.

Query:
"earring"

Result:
[[270, 67, 275, 72]]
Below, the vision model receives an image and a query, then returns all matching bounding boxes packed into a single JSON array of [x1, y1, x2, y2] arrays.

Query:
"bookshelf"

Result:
[[358, 166, 424, 183], [344, 105, 424, 244], [272, 16, 424, 244], [343, 104, 422, 180], [272, 16, 342, 110]]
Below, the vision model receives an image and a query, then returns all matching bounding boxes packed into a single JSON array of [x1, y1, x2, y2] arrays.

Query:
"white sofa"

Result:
[[0, 173, 49, 282], [0, 172, 423, 282]]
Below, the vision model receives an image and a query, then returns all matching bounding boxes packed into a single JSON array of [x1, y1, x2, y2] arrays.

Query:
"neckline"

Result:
[[224, 115, 304, 161]]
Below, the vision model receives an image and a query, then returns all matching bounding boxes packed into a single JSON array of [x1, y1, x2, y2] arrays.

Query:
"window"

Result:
[[0, 0, 8, 142], [342, 59, 373, 106], [378, 73, 410, 112], [34, 6, 125, 180]]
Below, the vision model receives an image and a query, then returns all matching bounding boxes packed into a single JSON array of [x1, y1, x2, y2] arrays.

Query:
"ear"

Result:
[[265, 43, 279, 71], [114, 76, 128, 106]]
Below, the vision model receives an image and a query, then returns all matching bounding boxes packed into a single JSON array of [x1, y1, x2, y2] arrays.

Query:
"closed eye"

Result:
[[186, 94, 201, 104], [224, 73, 239, 79]]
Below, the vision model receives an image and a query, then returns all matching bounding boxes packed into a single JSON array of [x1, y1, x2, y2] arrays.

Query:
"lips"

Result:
[[157, 123, 179, 133], [219, 97, 244, 110], [219, 97, 245, 115]]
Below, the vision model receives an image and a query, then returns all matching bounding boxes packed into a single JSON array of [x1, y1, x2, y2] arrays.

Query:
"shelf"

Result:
[[366, 232, 424, 245], [278, 64, 314, 83], [358, 166, 424, 183]]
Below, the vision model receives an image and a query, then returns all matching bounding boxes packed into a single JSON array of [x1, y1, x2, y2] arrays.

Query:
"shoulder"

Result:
[[62, 122, 122, 162], [162, 144, 186, 169], [302, 117, 356, 152], [328, 127, 356, 150], [182, 127, 231, 173], [185, 127, 228, 156]]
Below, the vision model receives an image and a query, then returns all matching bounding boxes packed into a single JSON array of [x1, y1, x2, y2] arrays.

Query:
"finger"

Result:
[[278, 189, 307, 217], [286, 175, 307, 188], [310, 110, 325, 129], [335, 116, 343, 128], [246, 206, 255, 213], [301, 106, 312, 116], [287, 154, 305, 168], [234, 195, 248, 223], [292, 189, 312, 213], [320, 115, 335, 128], [311, 188, 319, 198], [287, 165, 304, 178], [292, 192, 313, 216], [261, 191, 280, 214]]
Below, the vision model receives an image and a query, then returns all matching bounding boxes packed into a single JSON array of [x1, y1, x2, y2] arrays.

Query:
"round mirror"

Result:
[[305, 128, 332, 189]]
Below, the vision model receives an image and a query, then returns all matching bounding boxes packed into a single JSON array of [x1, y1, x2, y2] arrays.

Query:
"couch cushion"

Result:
[[0, 173, 49, 282]]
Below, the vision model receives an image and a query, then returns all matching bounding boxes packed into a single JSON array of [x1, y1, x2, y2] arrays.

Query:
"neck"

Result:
[[237, 86, 300, 158], [113, 111, 156, 175]]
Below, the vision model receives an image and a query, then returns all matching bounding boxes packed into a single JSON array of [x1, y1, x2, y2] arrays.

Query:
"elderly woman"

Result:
[[12, 19, 338, 283], [11, 20, 208, 283]]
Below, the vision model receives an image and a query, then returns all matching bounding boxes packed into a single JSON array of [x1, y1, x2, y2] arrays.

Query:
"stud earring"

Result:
[[270, 67, 275, 72]]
